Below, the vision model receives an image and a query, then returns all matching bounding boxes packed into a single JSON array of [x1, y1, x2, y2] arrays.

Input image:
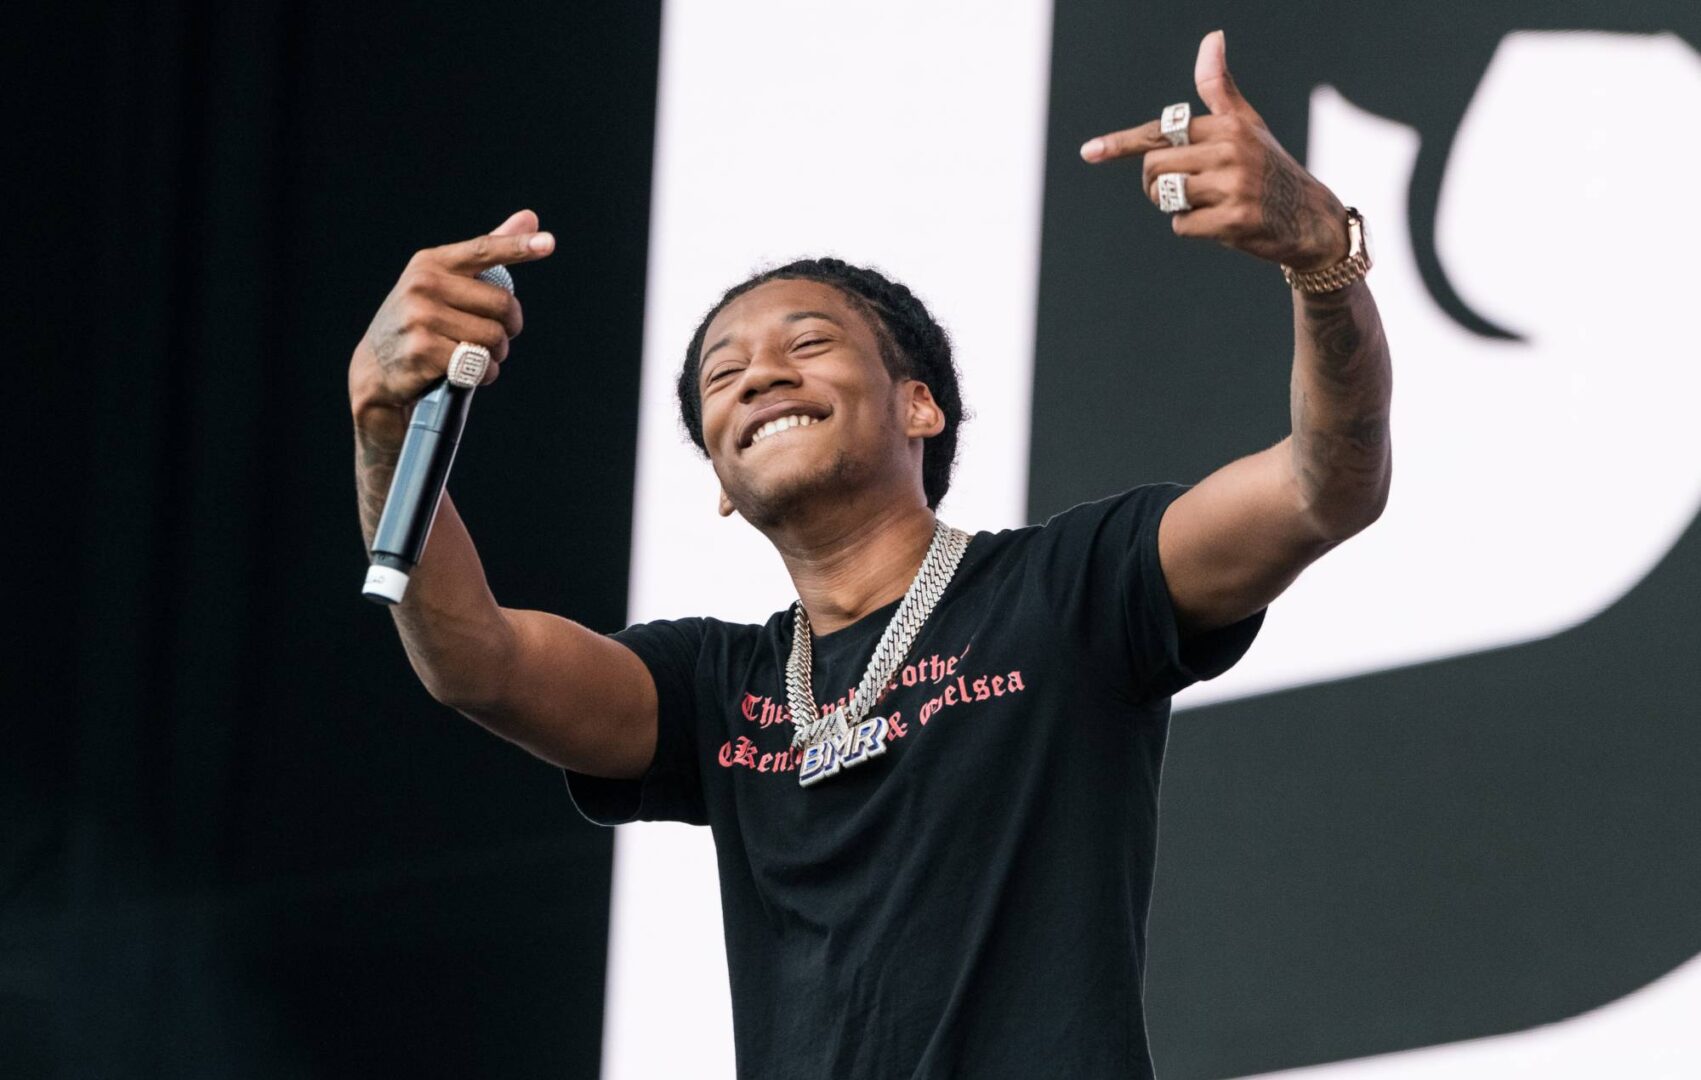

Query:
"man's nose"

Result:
[[738, 344, 801, 400]]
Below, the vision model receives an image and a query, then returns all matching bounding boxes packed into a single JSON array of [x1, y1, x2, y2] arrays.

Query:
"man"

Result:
[[349, 30, 1390, 1080]]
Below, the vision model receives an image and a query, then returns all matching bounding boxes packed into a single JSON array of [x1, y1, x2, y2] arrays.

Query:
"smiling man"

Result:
[[349, 31, 1391, 1080]]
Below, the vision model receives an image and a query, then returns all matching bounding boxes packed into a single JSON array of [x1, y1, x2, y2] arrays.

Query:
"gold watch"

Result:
[[1282, 207, 1372, 294]]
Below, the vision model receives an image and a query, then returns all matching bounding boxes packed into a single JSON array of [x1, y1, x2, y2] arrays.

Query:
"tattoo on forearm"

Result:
[[355, 432, 401, 547], [1301, 293, 1370, 384], [1290, 284, 1393, 528]]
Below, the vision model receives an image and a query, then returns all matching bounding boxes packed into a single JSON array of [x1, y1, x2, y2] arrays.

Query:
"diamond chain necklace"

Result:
[[786, 519, 972, 787]]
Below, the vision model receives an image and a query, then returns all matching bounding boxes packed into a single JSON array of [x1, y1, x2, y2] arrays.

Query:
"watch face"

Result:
[[1352, 210, 1374, 267]]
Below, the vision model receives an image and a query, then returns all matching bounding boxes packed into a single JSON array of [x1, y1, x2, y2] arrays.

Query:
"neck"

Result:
[[767, 498, 938, 636]]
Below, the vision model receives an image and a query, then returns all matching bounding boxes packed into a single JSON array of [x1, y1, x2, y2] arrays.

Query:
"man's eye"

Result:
[[707, 367, 736, 383], [795, 338, 828, 349]]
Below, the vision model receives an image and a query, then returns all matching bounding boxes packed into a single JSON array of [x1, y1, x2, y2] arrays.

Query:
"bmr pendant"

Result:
[[798, 715, 890, 788]]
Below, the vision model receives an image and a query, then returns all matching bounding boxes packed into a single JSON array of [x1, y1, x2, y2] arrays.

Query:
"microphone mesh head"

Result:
[[477, 264, 516, 295]]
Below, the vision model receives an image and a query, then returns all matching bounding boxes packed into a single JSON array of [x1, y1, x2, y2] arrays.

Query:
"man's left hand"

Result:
[[1080, 30, 1349, 272]]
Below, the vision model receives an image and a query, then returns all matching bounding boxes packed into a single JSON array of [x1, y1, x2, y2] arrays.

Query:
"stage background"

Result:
[[9, 1, 1699, 1078], [10, 2, 661, 1076]]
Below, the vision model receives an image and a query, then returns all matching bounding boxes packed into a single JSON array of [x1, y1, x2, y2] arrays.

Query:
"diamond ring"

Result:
[[446, 342, 492, 388], [1155, 172, 1191, 213], [1160, 102, 1191, 147]]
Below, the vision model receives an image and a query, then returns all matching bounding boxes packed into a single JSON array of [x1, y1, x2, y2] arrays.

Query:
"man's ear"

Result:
[[904, 380, 946, 439], [718, 486, 737, 518]]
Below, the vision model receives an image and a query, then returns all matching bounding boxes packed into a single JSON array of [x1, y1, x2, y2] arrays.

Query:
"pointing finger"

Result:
[[421, 228, 555, 274], [1080, 114, 1232, 163], [1081, 119, 1165, 163]]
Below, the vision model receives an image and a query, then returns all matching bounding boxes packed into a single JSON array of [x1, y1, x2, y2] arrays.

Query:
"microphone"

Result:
[[362, 264, 515, 604]]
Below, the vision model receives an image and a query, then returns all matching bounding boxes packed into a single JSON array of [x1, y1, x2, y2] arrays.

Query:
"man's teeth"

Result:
[[750, 414, 820, 445]]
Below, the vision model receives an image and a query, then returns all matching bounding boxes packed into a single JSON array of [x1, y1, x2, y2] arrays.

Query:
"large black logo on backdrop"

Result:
[[1255, 7, 1699, 344], [1034, 3, 1701, 1078]]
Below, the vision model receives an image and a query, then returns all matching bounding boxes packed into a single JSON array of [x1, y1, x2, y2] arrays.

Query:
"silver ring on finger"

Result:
[[446, 342, 493, 388], [1156, 172, 1191, 214], [1160, 102, 1192, 147]]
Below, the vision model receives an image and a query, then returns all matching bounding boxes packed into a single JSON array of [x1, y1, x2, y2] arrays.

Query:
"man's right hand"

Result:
[[348, 209, 555, 425], [346, 210, 656, 780]]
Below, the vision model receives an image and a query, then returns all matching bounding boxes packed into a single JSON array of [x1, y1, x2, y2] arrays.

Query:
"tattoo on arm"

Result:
[[1301, 292, 1369, 384], [355, 426, 402, 548], [1289, 283, 1392, 534]]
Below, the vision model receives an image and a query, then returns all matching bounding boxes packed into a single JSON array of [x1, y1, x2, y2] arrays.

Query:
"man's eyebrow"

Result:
[[782, 310, 843, 327], [700, 310, 845, 367], [701, 335, 734, 366]]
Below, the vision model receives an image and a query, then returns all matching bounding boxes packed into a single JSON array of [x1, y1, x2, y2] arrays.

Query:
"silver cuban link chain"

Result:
[[787, 519, 972, 788]]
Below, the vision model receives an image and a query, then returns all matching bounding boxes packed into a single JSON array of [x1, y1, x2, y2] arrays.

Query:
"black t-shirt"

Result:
[[566, 483, 1264, 1079]]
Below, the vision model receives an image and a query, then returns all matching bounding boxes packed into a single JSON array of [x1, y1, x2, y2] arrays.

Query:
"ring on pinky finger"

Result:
[[1155, 172, 1191, 214]]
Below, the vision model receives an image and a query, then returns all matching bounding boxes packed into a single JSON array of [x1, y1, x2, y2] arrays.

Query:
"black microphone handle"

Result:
[[369, 379, 474, 564]]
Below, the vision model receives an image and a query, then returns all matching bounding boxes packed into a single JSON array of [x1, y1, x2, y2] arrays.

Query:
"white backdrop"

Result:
[[608, 4, 1701, 1075], [609, 2, 1053, 1076]]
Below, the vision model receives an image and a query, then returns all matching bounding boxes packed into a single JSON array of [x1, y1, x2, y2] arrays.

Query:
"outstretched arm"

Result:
[[350, 211, 658, 777], [1080, 30, 1392, 635]]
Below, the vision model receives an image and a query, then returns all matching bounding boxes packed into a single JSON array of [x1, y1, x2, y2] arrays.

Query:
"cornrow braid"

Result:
[[677, 257, 965, 509]]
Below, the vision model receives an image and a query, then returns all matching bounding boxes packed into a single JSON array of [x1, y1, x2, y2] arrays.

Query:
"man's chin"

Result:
[[723, 452, 866, 529]]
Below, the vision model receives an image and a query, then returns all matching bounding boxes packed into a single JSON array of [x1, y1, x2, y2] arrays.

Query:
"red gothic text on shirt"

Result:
[[718, 652, 1027, 775]]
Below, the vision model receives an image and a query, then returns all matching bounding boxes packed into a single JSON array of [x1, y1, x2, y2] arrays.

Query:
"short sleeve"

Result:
[[562, 617, 711, 827], [1028, 483, 1264, 705]]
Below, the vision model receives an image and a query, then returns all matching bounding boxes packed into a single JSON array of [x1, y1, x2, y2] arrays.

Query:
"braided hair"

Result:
[[676, 257, 965, 509]]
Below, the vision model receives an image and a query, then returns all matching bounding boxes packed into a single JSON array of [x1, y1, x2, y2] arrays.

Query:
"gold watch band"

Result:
[[1282, 253, 1369, 294], [1281, 208, 1372, 294]]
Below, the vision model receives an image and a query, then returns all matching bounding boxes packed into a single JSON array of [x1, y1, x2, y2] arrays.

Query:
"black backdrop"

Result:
[[11, 1, 1701, 1078], [12, 2, 661, 1076]]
